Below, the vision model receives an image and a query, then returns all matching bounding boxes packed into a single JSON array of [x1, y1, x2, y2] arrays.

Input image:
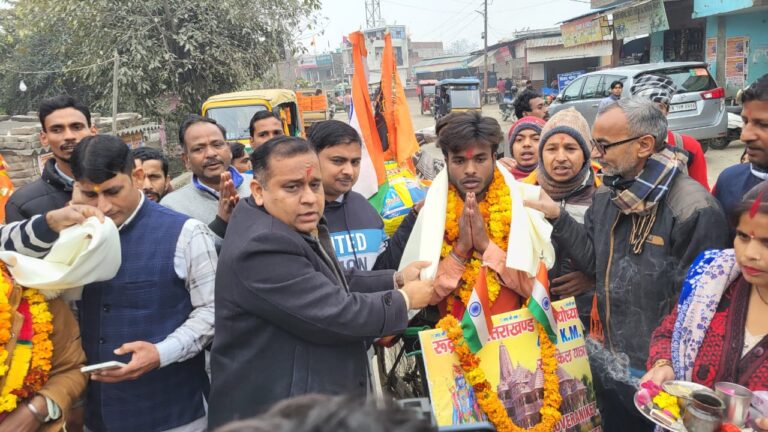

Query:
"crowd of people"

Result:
[[0, 71, 764, 432]]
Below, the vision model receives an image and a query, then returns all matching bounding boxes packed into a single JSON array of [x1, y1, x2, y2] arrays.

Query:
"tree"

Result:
[[1, 0, 321, 116], [445, 39, 479, 56]]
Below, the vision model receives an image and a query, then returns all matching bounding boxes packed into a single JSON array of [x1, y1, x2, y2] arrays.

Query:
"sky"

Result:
[[302, 0, 593, 52]]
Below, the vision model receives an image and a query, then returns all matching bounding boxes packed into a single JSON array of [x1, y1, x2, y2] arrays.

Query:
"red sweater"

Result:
[[667, 131, 710, 191], [648, 278, 768, 391]]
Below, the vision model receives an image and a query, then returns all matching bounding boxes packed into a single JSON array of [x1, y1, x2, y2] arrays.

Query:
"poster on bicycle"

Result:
[[419, 297, 602, 430]]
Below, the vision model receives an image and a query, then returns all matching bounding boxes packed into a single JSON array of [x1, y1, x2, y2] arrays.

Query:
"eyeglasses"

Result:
[[590, 135, 646, 155]]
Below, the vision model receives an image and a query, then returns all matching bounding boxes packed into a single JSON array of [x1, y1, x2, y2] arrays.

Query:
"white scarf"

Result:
[[0, 217, 121, 300], [399, 162, 555, 279]]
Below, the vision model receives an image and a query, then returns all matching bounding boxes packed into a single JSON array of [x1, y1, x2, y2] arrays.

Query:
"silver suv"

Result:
[[548, 62, 727, 152]]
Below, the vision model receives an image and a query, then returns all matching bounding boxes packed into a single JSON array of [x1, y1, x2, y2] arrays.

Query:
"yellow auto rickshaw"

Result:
[[201, 89, 304, 146], [433, 78, 482, 122]]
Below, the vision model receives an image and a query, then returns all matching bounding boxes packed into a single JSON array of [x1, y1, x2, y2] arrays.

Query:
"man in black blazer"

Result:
[[209, 136, 434, 429]]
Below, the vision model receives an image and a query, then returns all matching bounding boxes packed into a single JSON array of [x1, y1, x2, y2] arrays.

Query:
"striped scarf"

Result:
[[603, 147, 685, 215]]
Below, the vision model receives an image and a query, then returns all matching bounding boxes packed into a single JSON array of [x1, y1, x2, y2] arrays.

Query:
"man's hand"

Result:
[[217, 172, 240, 223], [639, 364, 674, 387], [46, 204, 105, 232], [498, 157, 518, 174], [401, 278, 435, 310], [523, 188, 561, 220], [0, 396, 46, 432], [551, 271, 594, 297], [455, 197, 473, 258], [90, 341, 160, 383], [466, 193, 490, 254], [400, 261, 431, 285]]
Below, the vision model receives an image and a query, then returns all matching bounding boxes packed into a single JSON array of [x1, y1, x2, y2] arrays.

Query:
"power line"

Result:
[[419, 0, 484, 39], [381, 0, 466, 14], [0, 56, 118, 75]]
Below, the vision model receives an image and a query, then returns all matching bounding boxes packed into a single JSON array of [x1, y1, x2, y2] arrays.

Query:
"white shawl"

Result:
[[399, 162, 555, 278], [0, 217, 121, 299]]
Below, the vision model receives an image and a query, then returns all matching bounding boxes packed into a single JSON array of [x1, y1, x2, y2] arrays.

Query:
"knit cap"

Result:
[[630, 74, 677, 106], [538, 108, 592, 164], [507, 116, 546, 143]]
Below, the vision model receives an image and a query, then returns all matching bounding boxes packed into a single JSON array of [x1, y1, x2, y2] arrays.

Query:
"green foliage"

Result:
[[0, 0, 321, 117]]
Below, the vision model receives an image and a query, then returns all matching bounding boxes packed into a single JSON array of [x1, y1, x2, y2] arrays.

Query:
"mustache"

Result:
[[203, 158, 223, 168]]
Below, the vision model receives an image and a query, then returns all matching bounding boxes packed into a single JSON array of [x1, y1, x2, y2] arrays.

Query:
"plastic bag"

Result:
[[379, 160, 427, 236]]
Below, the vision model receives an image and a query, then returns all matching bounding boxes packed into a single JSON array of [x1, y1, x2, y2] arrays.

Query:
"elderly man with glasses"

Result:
[[525, 96, 728, 430]]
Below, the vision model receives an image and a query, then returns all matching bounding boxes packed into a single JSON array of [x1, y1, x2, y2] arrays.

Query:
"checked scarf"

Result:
[[604, 147, 686, 215]]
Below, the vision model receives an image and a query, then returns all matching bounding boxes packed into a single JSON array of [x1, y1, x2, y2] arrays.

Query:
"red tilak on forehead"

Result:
[[465, 148, 474, 158], [305, 166, 313, 179], [749, 191, 764, 219]]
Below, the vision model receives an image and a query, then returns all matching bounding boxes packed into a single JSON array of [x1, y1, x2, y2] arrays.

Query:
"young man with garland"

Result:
[[0, 205, 105, 432], [400, 111, 561, 431], [430, 112, 538, 316], [70, 135, 216, 432]]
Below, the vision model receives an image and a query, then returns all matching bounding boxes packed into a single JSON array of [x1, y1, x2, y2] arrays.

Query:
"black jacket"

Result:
[[551, 174, 728, 369], [324, 191, 419, 271], [209, 197, 408, 429], [5, 159, 72, 222]]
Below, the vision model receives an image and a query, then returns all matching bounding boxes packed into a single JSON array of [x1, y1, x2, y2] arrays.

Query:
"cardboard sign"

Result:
[[420, 298, 602, 430]]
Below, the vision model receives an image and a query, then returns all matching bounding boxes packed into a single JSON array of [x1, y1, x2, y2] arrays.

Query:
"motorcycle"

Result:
[[499, 92, 516, 122]]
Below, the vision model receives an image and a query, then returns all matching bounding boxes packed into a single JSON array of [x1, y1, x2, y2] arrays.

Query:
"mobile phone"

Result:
[[80, 361, 127, 374]]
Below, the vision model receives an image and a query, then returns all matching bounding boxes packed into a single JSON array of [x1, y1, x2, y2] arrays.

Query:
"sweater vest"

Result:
[[80, 200, 206, 432]]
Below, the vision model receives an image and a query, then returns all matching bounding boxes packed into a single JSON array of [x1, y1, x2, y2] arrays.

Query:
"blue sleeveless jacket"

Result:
[[80, 200, 207, 432]]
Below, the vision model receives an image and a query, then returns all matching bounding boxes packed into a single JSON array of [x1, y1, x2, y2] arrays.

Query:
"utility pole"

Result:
[[483, 0, 488, 105], [111, 51, 120, 134], [365, 0, 382, 28]]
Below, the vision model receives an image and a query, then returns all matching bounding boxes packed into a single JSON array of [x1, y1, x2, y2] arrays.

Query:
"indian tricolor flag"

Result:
[[460, 267, 493, 353], [528, 260, 558, 343]]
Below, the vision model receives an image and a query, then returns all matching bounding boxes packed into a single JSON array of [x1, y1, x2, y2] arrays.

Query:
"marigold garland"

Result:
[[442, 168, 512, 312], [0, 267, 53, 413], [437, 314, 562, 432]]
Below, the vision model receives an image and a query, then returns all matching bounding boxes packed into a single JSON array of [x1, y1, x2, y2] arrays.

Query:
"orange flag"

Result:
[[0, 155, 14, 222], [381, 33, 420, 168]]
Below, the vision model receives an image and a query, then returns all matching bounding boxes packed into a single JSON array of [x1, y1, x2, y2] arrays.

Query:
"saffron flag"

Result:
[[348, 31, 387, 201], [0, 155, 14, 222], [460, 267, 493, 353], [527, 260, 558, 343], [380, 33, 419, 168]]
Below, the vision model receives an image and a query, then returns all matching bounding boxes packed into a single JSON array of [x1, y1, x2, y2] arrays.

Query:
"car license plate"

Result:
[[669, 102, 696, 113]]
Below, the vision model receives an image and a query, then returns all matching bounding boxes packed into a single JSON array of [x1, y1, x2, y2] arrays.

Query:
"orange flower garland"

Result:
[[442, 168, 512, 311], [0, 267, 53, 413], [437, 314, 562, 432]]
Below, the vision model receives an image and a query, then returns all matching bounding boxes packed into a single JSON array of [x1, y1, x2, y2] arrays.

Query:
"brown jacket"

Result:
[[1, 288, 86, 431]]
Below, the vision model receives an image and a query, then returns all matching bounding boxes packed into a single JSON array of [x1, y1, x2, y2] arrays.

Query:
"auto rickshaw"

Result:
[[433, 78, 482, 122], [201, 89, 303, 146], [417, 79, 437, 115]]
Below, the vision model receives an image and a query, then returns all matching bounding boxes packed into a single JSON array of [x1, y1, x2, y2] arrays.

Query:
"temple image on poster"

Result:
[[496, 344, 593, 431], [450, 364, 485, 424]]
